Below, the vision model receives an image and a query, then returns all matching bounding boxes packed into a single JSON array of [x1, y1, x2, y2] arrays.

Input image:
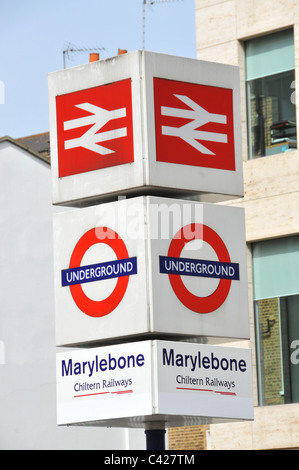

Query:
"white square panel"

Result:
[[48, 51, 243, 206], [53, 197, 249, 346]]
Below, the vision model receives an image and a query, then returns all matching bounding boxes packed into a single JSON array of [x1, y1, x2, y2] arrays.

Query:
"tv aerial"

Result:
[[63, 42, 106, 68], [142, 0, 183, 50]]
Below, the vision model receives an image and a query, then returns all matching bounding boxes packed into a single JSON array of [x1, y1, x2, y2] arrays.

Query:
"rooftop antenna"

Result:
[[63, 42, 106, 68], [142, 0, 183, 50]]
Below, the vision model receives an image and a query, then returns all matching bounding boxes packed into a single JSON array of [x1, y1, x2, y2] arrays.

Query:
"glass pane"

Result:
[[255, 295, 299, 406], [247, 70, 296, 159], [245, 29, 295, 81], [280, 295, 299, 403], [252, 236, 299, 301]]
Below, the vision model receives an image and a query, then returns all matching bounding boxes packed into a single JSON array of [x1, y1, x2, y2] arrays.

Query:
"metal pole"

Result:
[[145, 429, 166, 450], [144, 422, 166, 450]]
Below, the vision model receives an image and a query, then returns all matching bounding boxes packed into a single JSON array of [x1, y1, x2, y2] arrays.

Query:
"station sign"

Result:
[[56, 340, 254, 427], [53, 196, 249, 347], [48, 51, 243, 206], [56, 79, 134, 178]]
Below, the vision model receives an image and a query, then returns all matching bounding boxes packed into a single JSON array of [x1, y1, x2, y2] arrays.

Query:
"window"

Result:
[[253, 237, 299, 406], [245, 29, 296, 159]]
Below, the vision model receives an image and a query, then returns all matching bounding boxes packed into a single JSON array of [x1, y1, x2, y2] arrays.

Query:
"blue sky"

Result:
[[0, 0, 196, 139]]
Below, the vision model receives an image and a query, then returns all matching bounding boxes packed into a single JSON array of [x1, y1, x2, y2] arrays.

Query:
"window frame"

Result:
[[245, 29, 296, 160]]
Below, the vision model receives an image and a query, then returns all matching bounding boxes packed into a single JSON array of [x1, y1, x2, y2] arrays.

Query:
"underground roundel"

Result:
[[154, 78, 235, 171], [56, 79, 134, 178], [159, 223, 240, 314], [61, 227, 137, 318]]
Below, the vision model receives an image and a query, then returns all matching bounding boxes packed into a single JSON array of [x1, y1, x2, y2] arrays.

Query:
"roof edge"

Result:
[[0, 135, 50, 165]]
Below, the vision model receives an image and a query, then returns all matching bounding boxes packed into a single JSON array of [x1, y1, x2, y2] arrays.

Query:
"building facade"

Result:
[[171, 0, 299, 450]]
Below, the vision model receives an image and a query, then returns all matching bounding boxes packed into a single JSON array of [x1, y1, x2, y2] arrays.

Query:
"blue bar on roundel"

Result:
[[159, 256, 239, 281], [61, 256, 138, 287]]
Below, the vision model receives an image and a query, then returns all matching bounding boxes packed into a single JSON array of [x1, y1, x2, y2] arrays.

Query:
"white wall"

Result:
[[0, 140, 145, 449]]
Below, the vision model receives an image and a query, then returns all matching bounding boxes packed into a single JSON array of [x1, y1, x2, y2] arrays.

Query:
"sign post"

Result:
[[48, 51, 243, 206], [48, 51, 253, 450], [53, 197, 249, 347]]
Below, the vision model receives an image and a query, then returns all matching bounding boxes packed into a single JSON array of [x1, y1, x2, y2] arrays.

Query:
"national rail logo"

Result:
[[61, 227, 137, 318], [154, 78, 235, 171], [160, 223, 240, 314], [56, 79, 134, 178]]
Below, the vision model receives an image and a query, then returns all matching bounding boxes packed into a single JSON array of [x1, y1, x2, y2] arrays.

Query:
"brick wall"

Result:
[[256, 297, 284, 406], [168, 425, 208, 450]]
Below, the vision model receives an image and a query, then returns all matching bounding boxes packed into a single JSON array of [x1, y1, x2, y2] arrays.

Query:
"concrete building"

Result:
[[171, 0, 299, 450]]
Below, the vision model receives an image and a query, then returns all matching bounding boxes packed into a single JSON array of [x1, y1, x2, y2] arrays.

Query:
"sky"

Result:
[[0, 0, 196, 139]]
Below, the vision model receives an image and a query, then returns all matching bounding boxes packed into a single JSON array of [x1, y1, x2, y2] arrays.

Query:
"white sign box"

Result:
[[53, 196, 249, 346], [48, 51, 243, 206], [56, 340, 254, 427]]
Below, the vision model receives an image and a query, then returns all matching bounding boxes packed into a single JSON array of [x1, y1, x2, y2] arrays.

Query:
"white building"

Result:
[[189, 0, 299, 450], [0, 134, 144, 449]]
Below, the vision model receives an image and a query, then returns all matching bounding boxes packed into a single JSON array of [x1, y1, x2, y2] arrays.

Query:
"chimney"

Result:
[[89, 53, 100, 62], [118, 49, 127, 55]]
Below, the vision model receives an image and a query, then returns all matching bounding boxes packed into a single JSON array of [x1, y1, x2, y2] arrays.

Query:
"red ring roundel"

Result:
[[167, 223, 232, 314], [69, 227, 130, 318]]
